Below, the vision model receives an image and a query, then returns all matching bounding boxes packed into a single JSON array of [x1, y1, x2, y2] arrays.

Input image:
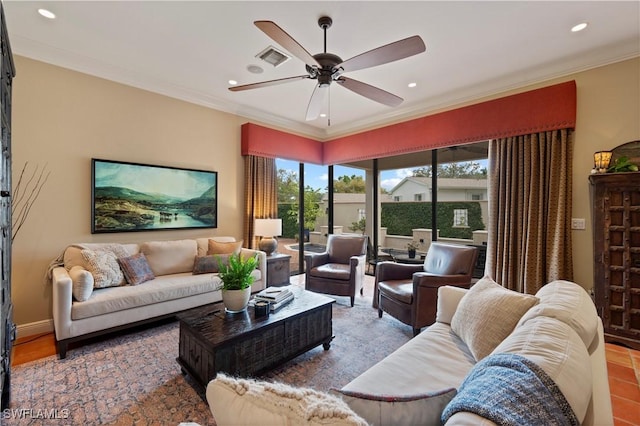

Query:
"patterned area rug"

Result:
[[8, 294, 412, 425]]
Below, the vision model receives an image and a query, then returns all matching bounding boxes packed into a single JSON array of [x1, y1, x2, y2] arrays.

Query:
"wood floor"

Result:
[[10, 274, 640, 425]]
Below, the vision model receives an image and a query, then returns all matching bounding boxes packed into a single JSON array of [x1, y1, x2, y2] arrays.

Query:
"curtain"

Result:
[[243, 155, 278, 249], [486, 129, 573, 294]]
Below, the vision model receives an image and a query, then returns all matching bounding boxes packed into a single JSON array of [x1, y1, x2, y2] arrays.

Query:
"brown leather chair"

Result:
[[305, 234, 368, 307], [375, 242, 478, 336]]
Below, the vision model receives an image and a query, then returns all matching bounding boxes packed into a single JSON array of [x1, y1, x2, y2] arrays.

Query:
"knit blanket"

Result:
[[441, 353, 579, 426]]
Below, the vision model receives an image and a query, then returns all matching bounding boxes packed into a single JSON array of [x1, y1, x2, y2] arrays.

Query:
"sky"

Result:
[[276, 158, 487, 192]]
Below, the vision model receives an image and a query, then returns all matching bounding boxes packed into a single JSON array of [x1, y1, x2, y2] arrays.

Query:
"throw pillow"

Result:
[[80, 247, 127, 288], [118, 253, 155, 285], [450, 276, 539, 361], [208, 239, 243, 255], [69, 266, 94, 302], [206, 373, 367, 426], [193, 254, 231, 274]]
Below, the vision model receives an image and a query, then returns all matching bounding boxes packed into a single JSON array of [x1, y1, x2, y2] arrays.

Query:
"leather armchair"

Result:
[[305, 234, 368, 307], [375, 242, 478, 336]]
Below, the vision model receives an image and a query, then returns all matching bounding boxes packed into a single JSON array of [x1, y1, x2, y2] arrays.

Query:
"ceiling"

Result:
[[4, 1, 639, 140]]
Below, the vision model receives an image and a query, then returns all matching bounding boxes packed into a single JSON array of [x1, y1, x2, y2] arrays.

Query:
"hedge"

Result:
[[381, 201, 485, 239]]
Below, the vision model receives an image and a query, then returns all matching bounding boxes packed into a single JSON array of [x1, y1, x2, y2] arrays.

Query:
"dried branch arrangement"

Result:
[[11, 162, 50, 242]]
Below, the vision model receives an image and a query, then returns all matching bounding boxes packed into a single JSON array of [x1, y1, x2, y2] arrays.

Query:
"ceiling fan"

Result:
[[229, 16, 426, 122]]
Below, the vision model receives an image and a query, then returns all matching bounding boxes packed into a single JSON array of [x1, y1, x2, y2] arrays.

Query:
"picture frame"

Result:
[[91, 159, 217, 233]]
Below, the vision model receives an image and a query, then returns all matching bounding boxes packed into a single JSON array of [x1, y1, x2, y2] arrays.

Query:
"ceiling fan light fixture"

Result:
[[256, 45, 291, 67]]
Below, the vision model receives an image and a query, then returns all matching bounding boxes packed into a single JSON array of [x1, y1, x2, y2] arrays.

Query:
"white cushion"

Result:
[[451, 276, 539, 361], [493, 316, 592, 423], [80, 246, 128, 288], [517, 280, 598, 350], [140, 239, 197, 276], [436, 285, 468, 325], [340, 322, 473, 425], [206, 373, 367, 426], [69, 266, 93, 302], [63, 243, 138, 270]]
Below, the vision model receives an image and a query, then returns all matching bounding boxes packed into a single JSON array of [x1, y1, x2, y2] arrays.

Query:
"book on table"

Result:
[[255, 286, 293, 303]]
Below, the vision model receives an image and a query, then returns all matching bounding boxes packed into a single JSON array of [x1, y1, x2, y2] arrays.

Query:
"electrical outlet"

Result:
[[571, 218, 586, 230]]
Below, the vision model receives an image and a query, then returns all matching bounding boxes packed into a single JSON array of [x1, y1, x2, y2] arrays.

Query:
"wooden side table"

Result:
[[266, 253, 291, 287]]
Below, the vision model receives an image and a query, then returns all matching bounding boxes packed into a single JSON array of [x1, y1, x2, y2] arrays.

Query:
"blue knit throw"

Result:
[[441, 353, 579, 426]]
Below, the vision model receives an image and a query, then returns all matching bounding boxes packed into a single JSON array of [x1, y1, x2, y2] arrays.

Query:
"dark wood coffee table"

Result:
[[176, 286, 335, 391]]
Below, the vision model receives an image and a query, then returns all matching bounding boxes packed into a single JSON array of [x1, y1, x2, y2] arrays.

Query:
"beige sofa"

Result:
[[51, 236, 266, 359], [206, 278, 613, 426]]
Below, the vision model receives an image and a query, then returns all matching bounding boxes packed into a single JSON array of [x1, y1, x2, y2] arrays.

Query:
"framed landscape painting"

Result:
[[91, 159, 217, 233]]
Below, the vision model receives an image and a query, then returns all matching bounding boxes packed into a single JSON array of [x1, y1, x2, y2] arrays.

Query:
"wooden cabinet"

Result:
[[589, 172, 640, 350], [0, 2, 14, 409], [266, 254, 291, 287]]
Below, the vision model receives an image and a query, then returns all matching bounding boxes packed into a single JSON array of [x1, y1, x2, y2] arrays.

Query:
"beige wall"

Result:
[[11, 56, 246, 328], [569, 57, 639, 290], [9, 54, 640, 333]]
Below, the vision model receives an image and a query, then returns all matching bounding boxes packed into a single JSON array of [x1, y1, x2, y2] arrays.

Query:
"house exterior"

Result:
[[389, 177, 488, 202]]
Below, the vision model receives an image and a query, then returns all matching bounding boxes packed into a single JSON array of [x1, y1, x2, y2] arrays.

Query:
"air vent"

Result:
[[256, 45, 290, 67]]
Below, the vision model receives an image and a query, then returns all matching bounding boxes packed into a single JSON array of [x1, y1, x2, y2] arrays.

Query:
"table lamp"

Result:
[[255, 218, 282, 256]]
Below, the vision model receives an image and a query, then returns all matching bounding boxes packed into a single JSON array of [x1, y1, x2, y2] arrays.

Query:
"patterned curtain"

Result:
[[486, 129, 573, 294], [243, 155, 278, 249]]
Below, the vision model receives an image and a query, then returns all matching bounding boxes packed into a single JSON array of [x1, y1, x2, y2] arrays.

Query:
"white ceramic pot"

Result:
[[222, 288, 251, 313]]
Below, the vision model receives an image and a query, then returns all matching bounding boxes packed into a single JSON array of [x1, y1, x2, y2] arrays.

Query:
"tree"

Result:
[[277, 168, 299, 203], [333, 174, 366, 193], [411, 161, 487, 179], [289, 185, 323, 231]]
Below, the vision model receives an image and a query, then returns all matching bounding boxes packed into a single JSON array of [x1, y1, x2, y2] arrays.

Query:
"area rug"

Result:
[[7, 294, 412, 425]]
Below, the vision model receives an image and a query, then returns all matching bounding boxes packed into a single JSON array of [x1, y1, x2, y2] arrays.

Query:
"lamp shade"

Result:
[[254, 219, 282, 237], [594, 151, 613, 172]]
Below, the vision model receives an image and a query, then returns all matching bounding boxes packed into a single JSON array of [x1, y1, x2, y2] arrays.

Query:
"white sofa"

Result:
[[51, 236, 266, 359], [206, 278, 614, 426]]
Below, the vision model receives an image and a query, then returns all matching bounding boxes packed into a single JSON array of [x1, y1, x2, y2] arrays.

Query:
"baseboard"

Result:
[[15, 319, 54, 340]]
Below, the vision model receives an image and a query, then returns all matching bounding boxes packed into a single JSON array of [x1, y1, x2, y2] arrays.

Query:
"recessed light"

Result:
[[38, 8, 56, 19], [320, 113, 327, 118], [228, 80, 238, 85], [571, 22, 588, 32], [408, 82, 417, 88]]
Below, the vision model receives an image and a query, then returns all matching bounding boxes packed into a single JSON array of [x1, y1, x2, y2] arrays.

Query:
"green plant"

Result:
[[217, 254, 258, 291], [407, 241, 420, 250], [349, 217, 366, 234], [608, 156, 639, 173]]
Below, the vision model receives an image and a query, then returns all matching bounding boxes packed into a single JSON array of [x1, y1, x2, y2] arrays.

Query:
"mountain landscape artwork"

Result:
[[92, 159, 217, 233]]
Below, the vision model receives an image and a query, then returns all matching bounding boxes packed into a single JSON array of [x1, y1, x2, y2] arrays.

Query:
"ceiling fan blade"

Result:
[[229, 75, 309, 92], [337, 77, 403, 107], [254, 21, 320, 68], [306, 84, 328, 121], [338, 35, 426, 73]]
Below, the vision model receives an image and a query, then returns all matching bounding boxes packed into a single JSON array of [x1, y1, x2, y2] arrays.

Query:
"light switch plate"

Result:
[[571, 218, 586, 230]]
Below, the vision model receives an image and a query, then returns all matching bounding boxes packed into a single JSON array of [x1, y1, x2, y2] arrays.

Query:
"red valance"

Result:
[[242, 81, 576, 165]]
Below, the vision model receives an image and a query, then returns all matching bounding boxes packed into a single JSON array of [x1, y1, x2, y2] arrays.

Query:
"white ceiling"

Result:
[[4, 1, 640, 140]]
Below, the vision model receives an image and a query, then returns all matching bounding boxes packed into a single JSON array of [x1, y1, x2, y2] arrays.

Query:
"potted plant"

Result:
[[407, 241, 420, 259], [217, 254, 258, 313]]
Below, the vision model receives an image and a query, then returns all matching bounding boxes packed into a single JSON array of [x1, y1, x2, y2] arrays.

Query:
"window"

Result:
[[393, 196, 402, 202], [357, 208, 365, 221], [414, 194, 423, 201], [453, 209, 468, 227], [471, 193, 482, 201]]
